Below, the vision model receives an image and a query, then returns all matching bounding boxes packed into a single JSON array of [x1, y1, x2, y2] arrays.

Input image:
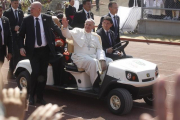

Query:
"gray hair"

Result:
[[85, 18, 95, 25]]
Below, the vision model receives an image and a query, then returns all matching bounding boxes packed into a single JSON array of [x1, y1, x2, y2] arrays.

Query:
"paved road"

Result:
[[2, 41, 179, 120]]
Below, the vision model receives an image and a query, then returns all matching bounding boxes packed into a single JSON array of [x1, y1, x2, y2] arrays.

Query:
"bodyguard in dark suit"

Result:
[[97, 1, 120, 43], [3, 0, 24, 79], [19, 2, 63, 105], [72, 0, 94, 28], [65, 0, 76, 26], [0, 5, 12, 82], [97, 16, 121, 60]]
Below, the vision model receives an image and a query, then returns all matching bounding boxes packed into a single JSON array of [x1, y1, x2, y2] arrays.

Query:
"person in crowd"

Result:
[[9, 1, 22, 10], [163, 0, 173, 20], [96, 0, 99, 11], [65, 0, 76, 27], [139, 70, 180, 120], [97, 1, 120, 43], [3, 0, 24, 79], [18, 1, 63, 105], [62, 18, 113, 92], [72, 0, 94, 28], [0, 5, 12, 84], [172, 0, 180, 20], [49, 14, 66, 86], [57, 13, 63, 25], [128, 0, 141, 7], [78, 3, 83, 11], [97, 16, 121, 60]]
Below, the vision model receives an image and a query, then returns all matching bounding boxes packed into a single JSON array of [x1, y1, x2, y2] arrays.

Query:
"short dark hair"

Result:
[[108, 1, 117, 8], [57, 13, 63, 19], [83, 0, 91, 5], [11, 0, 18, 2], [103, 16, 113, 24]]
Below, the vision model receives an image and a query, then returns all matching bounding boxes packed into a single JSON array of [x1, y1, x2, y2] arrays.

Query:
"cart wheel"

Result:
[[143, 94, 154, 106], [16, 71, 30, 90], [107, 88, 133, 115]]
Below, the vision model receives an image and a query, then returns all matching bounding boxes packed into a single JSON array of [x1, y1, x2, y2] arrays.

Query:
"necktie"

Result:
[[113, 16, 118, 38], [107, 31, 112, 46], [35, 18, 42, 46], [0, 25, 2, 47], [15, 10, 18, 25], [87, 12, 90, 18]]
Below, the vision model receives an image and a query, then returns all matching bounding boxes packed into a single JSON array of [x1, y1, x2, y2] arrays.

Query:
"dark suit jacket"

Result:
[[0, 16, 12, 55], [97, 13, 120, 43], [96, 28, 116, 55], [72, 9, 94, 28], [65, 5, 76, 26], [18, 14, 62, 59], [3, 8, 24, 33], [78, 4, 83, 11]]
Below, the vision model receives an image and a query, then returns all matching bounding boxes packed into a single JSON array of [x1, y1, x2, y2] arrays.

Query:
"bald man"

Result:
[[62, 18, 112, 92], [18, 2, 63, 105]]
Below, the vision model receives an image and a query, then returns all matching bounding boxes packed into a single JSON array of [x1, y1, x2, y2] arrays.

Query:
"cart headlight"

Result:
[[155, 66, 159, 77], [125, 71, 139, 82]]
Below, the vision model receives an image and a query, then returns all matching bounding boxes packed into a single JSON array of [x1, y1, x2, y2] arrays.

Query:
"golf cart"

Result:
[[14, 40, 158, 115]]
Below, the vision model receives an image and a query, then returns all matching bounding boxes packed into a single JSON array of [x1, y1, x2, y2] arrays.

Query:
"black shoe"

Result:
[[29, 97, 35, 105], [36, 99, 47, 105]]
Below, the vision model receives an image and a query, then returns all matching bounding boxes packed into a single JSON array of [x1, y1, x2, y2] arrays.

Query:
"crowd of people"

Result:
[[0, 0, 180, 119], [144, 0, 180, 20]]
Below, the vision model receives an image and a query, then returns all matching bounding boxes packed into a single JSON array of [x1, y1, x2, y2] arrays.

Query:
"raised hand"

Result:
[[62, 18, 69, 28], [2, 88, 27, 120], [139, 70, 180, 120]]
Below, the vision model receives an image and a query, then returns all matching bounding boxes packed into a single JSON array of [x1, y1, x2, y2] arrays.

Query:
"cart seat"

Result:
[[65, 63, 85, 72]]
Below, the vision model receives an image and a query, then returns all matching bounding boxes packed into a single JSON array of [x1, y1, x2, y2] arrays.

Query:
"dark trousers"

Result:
[[9, 33, 22, 72], [29, 46, 50, 100], [49, 53, 64, 85], [96, 0, 99, 9], [106, 53, 121, 61], [165, 0, 173, 18], [129, 0, 141, 7]]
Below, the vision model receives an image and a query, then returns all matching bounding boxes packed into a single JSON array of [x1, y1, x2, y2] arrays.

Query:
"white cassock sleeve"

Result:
[[61, 27, 73, 39], [95, 35, 106, 61]]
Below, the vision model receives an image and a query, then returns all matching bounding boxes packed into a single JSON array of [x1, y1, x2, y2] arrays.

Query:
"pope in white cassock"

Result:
[[62, 18, 113, 91]]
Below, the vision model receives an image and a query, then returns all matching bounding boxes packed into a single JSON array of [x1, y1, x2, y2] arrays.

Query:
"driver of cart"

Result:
[[61, 18, 113, 92], [97, 16, 122, 61]]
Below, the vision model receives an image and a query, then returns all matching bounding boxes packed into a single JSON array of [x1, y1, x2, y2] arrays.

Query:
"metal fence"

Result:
[[142, 0, 180, 20]]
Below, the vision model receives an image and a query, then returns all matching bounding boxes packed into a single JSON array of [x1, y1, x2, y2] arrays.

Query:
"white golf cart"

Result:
[[14, 41, 158, 115]]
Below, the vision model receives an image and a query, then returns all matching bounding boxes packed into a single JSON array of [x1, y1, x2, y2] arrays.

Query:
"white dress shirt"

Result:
[[84, 9, 91, 19], [0, 18, 4, 45], [109, 12, 117, 27], [34, 14, 47, 48]]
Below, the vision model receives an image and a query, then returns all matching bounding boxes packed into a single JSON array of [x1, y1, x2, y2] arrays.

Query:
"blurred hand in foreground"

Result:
[[139, 71, 180, 120]]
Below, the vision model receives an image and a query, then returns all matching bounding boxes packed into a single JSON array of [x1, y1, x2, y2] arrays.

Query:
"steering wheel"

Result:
[[112, 41, 129, 57]]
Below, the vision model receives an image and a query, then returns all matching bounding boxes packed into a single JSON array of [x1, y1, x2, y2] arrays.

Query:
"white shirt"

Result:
[[11, 7, 19, 21], [84, 9, 91, 19], [34, 14, 47, 48], [0, 18, 4, 45], [109, 12, 117, 27]]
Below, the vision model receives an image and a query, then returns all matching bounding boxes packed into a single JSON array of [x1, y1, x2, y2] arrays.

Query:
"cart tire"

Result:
[[143, 94, 154, 106], [107, 88, 133, 115], [16, 71, 30, 90]]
